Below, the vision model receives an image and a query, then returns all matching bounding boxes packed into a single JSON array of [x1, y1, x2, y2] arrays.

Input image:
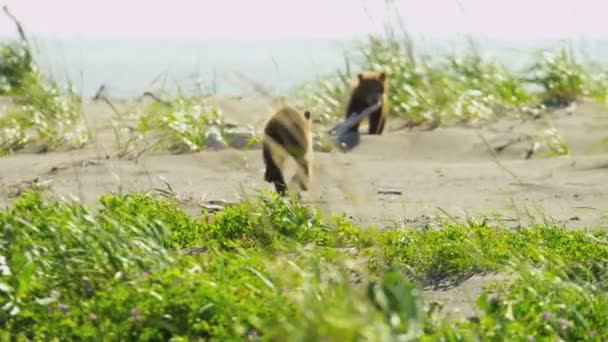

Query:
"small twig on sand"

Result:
[[199, 199, 236, 213], [435, 207, 461, 225], [198, 203, 225, 213], [141, 91, 172, 107], [477, 132, 525, 185], [573, 206, 597, 210], [377, 190, 402, 195], [493, 135, 532, 153], [388, 120, 419, 133]]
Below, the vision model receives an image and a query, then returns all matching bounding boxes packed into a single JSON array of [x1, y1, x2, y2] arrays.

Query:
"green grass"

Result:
[[112, 91, 260, 156], [361, 35, 533, 126], [290, 33, 608, 156], [526, 47, 608, 108], [527, 48, 588, 106], [296, 34, 539, 127], [0, 71, 88, 156], [3, 26, 602, 157], [2, 11, 607, 157], [0, 38, 89, 156], [0, 40, 33, 95], [2, 190, 607, 340], [296, 33, 608, 135]]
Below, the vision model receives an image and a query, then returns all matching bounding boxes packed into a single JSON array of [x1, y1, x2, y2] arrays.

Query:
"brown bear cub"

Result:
[[345, 71, 388, 135], [262, 105, 313, 196]]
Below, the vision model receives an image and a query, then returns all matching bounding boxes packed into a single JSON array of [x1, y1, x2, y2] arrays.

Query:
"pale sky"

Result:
[[0, 0, 606, 40]]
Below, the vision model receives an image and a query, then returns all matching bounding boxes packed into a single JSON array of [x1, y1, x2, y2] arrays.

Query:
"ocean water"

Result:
[[30, 38, 357, 99], [25, 35, 608, 99]]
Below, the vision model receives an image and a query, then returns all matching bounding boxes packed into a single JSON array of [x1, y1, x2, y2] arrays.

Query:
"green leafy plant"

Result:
[[2, 190, 608, 340], [469, 262, 608, 340]]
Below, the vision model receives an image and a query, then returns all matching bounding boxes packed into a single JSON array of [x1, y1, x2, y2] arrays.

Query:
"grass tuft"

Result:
[[0, 34, 88, 156], [0, 70, 88, 155], [2, 190, 608, 340]]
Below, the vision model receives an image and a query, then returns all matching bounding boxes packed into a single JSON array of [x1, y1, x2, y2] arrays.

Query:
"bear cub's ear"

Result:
[[378, 71, 386, 82]]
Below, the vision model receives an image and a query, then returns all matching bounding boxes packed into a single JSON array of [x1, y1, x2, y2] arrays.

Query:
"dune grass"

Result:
[[111, 90, 266, 158], [1, 189, 607, 340], [296, 32, 608, 132], [112, 91, 230, 157], [2, 17, 602, 157], [0, 36, 89, 156], [0, 40, 33, 95], [527, 48, 608, 107], [104, 36, 596, 156], [0, 70, 88, 156], [291, 32, 608, 157], [0, 4, 606, 157]]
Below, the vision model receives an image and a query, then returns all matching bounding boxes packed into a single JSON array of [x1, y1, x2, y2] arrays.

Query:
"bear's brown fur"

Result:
[[262, 105, 313, 196], [345, 71, 388, 135]]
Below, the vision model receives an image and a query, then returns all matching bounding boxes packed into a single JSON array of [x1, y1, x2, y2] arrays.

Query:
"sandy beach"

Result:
[[2, 95, 607, 228]]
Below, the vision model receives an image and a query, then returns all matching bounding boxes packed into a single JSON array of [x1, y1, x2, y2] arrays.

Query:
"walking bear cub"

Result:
[[262, 105, 313, 196], [345, 71, 388, 135]]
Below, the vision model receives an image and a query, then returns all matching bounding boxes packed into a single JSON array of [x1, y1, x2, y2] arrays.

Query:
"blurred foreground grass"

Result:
[[1, 190, 607, 340]]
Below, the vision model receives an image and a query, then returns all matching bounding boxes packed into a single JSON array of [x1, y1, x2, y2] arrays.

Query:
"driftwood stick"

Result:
[[327, 101, 382, 137]]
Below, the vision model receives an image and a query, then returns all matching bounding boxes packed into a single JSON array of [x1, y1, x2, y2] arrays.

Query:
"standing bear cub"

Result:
[[345, 71, 388, 135], [262, 105, 313, 197]]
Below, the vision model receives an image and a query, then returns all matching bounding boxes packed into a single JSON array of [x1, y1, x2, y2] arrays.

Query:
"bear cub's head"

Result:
[[354, 71, 387, 106]]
